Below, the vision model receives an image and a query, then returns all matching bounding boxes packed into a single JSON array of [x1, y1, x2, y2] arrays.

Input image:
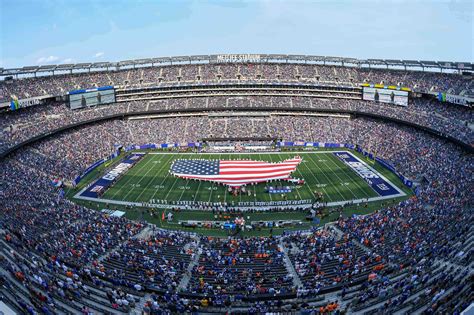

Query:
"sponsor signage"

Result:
[[9, 95, 47, 111], [437, 92, 472, 107], [215, 54, 261, 63]]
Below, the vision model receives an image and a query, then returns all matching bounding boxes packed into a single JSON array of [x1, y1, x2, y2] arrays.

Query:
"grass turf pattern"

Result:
[[101, 151, 381, 205]]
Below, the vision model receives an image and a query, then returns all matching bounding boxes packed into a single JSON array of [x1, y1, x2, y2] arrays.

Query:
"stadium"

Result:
[[1, 1, 473, 314], [1, 52, 472, 314]]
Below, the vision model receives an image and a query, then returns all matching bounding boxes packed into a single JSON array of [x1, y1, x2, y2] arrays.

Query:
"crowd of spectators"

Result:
[[189, 236, 294, 296], [285, 229, 383, 294], [6, 114, 467, 183], [1, 63, 471, 103], [94, 231, 195, 292], [1, 92, 472, 156], [0, 109, 472, 312]]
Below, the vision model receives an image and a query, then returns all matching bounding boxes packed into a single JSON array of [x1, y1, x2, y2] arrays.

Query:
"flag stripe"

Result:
[[219, 166, 298, 174], [220, 160, 301, 166], [173, 169, 298, 180], [170, 156, 302, 187], [175, 174, 293, 186], [220, 163, 300, 169]]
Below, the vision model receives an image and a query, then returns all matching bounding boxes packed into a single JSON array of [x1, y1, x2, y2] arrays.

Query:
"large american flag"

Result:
[[170, 156, 302, 187]]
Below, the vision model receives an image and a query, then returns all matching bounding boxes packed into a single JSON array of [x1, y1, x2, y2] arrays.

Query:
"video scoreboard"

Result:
[[362, 84, 410, 107], [69, 86, 115, 110]]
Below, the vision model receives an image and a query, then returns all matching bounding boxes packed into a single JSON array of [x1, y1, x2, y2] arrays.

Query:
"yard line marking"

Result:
[[193, 178, 202, 203], [177, 179, 191, 201], [297, 153, 335, 202], [133, 153, 173, 202], [306, 153, 359, 201], [163, 155, 189, 201], [306, 153, 350, 201], [276, 152, 303, 201], [148, 154, 177, 202], [176, 153, 205, 202], [122, 155, 165, 201], [163, 173, 181, 201], [107, 154, 157, 200], [322, 153, 373, 200]]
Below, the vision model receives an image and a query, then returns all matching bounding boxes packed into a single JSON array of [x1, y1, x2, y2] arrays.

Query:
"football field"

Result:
[[87, 150, 403, 206]]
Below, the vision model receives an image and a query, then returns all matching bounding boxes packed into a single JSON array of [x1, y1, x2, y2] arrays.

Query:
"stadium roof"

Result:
[[1, 54, 471, 77]]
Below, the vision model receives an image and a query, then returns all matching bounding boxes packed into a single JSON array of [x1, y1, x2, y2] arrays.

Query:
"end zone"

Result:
[[333, 151, 405, 198], [78, 153, 145, 198]]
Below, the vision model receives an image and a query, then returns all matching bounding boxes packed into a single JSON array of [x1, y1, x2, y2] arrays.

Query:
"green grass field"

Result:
[[100, 151, 381, 204], [69, 148, 412, 236]]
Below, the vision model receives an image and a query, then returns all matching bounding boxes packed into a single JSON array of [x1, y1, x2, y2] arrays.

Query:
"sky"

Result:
[[0, 0, 472, 68]]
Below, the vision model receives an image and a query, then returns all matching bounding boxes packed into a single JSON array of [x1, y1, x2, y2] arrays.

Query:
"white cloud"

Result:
[[62, 58, 74, 63], [94, 51, 104, 58], [36, 55, 59, 64]]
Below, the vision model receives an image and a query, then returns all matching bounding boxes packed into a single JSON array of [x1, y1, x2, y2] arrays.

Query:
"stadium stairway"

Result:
[[331, 223, 400, 271], [131, 292, 153, 315], [433, 275, 473, 314], [327, 223, 343, 240], [348, 261, 472, 315], [178, 235, 202, 291], [0, 276, 28, 314], [132, 225, 154, 239], [88, 224, 152, 266], [279, 238, 303, 288], [130, 234, 205, 315], [0, 269, 77, 314], [407, 268, 468, 315]]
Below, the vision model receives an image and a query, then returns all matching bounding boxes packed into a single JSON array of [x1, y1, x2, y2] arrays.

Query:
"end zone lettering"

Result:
[[346, 161, 379, 179], [333, 152, 400, 197], [80, 153, 144, 198], [90, 185, 104, 193], [103, 163, 132, 181]]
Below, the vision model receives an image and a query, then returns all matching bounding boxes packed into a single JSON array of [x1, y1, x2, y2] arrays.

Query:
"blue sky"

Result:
[[1, 0, 472, 68]]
